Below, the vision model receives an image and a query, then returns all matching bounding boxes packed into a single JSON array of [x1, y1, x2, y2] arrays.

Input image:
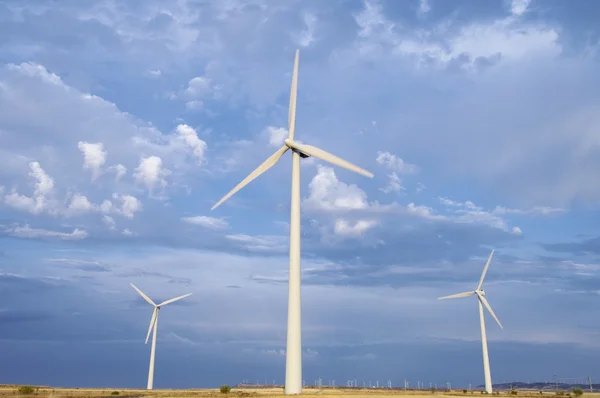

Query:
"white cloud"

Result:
[[133, 156, 170, 192], [108, 164, 127, 181], [418, 0, 431, 16], [185, 76, 212, 98], [380, 172, 404, 194], [77, 141, 106, 180], [182, 216, 229, 230], [122, 228, 135, 236], [351, 0, 560, 68], [510, 0, 531, 16], [175, 124, 207, 163], [406, 203, 446, 220], [296, 12, 317, 48], [113, 194, 143, 219], [102, 215, 116, 230], [185, 100, 204, 110], [67, 194, 96, 215], [304, 166, 370, 211], [512, 226, 523, 235], [4, 161, 57, 215], [225, 234, 287, 253], [334, 219, 378, 237], [147, 69, 162, 77], [437, 197, 563, 231], [376, 151, 418, 174], [29, 161, 54, 196], [2, 224, 88, 240], [264, 126, 288, 148], [492, 205, 565, 216]]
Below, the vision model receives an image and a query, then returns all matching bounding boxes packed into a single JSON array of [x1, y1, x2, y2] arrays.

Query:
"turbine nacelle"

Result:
[[285, 139, 310, 158], [477, 289, 486, 297]]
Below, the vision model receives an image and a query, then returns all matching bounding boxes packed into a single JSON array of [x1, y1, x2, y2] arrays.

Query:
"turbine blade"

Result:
[[211, 145, 289, 210], [478, 294, 503, 329], [288, 49, 299, 141], [158, 293, 192, 307], [145, 308, 158, 344], [130, 283, 156, 306], [477, 249, 495, 290], [438, 291, 476, 300], [290, 142, 374, 178]]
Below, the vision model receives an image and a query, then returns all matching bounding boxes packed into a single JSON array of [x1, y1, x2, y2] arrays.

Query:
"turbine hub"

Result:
[[479, 289, 485, 296]]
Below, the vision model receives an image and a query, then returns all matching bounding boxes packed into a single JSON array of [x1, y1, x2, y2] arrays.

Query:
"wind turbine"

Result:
[[438, 250, 503, 394], [130, 283, 192, 390], [210, 49, 374, 395]]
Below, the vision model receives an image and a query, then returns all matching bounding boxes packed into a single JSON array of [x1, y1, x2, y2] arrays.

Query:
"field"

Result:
[[1, 386, 596, 398]]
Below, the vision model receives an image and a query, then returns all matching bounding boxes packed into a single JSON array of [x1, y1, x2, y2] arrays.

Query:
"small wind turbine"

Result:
[[438, 250, 503, 394], [130, 283, 192, 390], [210, 49, 373, 395]]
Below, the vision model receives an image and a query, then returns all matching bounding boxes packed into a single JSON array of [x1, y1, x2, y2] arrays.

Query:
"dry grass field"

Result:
[[2, 386, 599, 398]]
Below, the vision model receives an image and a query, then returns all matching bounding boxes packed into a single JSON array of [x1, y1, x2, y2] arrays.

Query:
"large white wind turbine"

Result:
[[211, 49, 374, 395], [130, 283, 192, 390], [438, 250, 503, 394]]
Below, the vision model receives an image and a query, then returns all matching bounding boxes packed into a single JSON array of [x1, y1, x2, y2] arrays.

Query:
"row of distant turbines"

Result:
[[130, 49, 504, 394]]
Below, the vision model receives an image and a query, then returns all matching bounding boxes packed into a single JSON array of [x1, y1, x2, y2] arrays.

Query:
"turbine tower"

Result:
[[438, 250, 503, 394], [210, 49, 373, 394], [130, 283, 192, 390]]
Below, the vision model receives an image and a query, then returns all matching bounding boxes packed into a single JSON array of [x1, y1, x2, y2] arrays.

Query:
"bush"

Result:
[[220, 385, 231, 394], [464, 390, 468, 394], [557, 391, 566, 396], [511, 389, 518, 395], [573, 388, 584, 397], [17, 386, 35, 395], [111, 392, 120, 396], [431, 388, 436, 393]]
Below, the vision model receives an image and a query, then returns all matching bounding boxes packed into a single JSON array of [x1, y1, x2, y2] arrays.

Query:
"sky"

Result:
[[1, 0, 600, 390]]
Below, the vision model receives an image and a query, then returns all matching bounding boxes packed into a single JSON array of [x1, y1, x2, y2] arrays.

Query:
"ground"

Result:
[[0, 386, 594, 398]]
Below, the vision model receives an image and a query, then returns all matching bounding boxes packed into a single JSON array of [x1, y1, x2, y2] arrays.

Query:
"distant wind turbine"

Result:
[[130, 283, 192, 390], [210, 49, 374, 395], [438, 250, 503, 394]]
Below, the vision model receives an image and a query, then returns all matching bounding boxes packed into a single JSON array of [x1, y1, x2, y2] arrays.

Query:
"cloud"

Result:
[[4, 161, 58, 215], [1, 224, 88, 240], [333, 219, 378, 237], [510, 0, 531, 16], [303, 166, 376, 212], [376, 151, 418, 174], [350, 0, 560, 68], [296, 12, 317, 48], [417, 0, 431, 16], [77, 141, 107, 181], [175, 124, 207, 163], [264, 126, 288, 148], [133, 156, 170, 192], [102, 215, 116, 230], [182, 216, 229, 230]]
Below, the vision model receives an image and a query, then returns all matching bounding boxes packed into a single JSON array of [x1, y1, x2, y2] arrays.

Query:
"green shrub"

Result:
[[511, 389, 518, 395], [431, 388, 436, 393], [557, 391, 566, 396], [17, 386, 35, 395], [573, 388, 583, 397], [220, 385, 231, 394], [464, 390, 468, 394], [111, 391, 120, 396]]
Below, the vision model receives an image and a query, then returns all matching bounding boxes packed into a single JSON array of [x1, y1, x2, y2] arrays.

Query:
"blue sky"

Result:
[[1, 0, 600, 390]]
